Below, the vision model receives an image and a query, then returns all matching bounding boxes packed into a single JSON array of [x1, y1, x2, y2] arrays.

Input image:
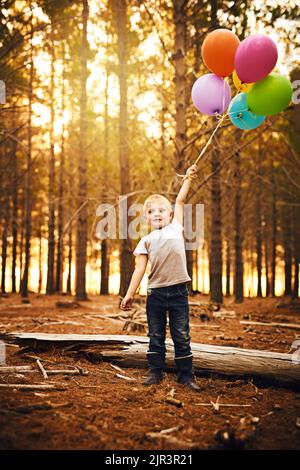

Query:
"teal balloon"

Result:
[[228, 93, 265, 130], [247, 73, 292, 116]]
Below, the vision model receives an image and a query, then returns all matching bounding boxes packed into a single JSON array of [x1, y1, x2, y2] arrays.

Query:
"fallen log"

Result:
[[2, 332, 300, 388]]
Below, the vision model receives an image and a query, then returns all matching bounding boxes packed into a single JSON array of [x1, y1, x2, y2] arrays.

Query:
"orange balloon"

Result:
[[202, 29, 240, 77]]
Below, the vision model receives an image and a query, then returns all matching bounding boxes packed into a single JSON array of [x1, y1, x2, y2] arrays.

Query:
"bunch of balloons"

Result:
[[191, 29, 293, 130]]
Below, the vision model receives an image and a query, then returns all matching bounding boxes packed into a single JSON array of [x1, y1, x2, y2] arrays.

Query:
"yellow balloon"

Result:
[[233, 70, 253, 93]]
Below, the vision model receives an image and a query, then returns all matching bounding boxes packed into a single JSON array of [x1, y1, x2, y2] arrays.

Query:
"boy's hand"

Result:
[[120, 294, 133, 310], [185, 164, 198, 180]]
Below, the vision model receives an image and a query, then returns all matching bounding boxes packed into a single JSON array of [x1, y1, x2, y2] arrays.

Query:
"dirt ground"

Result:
[[0, 292, 299, 450]]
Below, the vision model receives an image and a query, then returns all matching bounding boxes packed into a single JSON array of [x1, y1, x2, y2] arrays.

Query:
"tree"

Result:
[[112, 0, 135, 298], [75, 0, 89, 300]]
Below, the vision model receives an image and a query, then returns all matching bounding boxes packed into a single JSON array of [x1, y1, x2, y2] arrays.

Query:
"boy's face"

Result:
[[145, 203, 172, 230]]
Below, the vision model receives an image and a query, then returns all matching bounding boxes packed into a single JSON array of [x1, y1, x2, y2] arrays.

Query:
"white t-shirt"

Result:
[[133, 217, 191, 288]]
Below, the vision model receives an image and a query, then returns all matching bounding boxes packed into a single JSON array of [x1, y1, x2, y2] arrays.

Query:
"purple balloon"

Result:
[[235, 35, 278, 83], [191, 74, 231, 116]]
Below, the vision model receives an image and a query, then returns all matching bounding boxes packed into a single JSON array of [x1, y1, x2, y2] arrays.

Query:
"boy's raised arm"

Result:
[[174, 164, 198, 226]]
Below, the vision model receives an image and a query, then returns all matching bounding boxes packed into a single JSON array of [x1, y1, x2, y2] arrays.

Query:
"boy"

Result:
[[120, 164, 201, 392]]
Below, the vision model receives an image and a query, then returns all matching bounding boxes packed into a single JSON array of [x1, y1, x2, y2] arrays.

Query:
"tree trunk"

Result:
[[112, 0, 134, 298], [67, 228, 72, 294], [209, 147, 223, 304], [1, 191, 10, 293], [256, 150, 262, 297], [56, 44, 66, 293], [5, 333, 300, 388], [234, 140, 243, 302], [100, 43, 110, 296], [195, 248, 199, 291], [11, 113, 18, 294], [173, 0, 187, 177], [292, 205, 299, 299], [271, 161, 277, 296], [282, 204, 292, 297], [100, 239, 109, 295], [172, 1, 192, 290], [38, 228, 43, 294], [210, 0, 218, 29], [46, 21, 56, 295], [19, 195, 25, 293], [226, 239, 230, 297], [264, 217, 271, 297], [21, 9, 33, 298], [75, 0, 89, 300], [160, 73, 167, 178]]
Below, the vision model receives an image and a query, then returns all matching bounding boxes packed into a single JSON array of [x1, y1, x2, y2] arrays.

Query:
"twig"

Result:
[[115, 373, 137, 382], [165, 396, 183, 407], [0, 383, 65, 391], [240, 320, 300, 330], [109, 363, 126, 374], [36, 359, 48, 380], [0, 366, 34, 373], [159, 425, 183, 435]]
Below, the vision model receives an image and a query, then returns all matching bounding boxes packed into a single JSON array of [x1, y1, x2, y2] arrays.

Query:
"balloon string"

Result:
[[222, 78, 226, 116], [176, 113, 227, 180], [194, 113, 226, 165], [238, 114, 251, 130]]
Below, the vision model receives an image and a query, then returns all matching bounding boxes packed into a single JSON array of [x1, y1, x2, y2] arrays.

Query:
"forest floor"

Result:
[[0, 292, 299, 450]]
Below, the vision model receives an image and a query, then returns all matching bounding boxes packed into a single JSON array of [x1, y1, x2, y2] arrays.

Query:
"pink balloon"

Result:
[[235, 35, 278, 83], [191, 74, 231, 116]]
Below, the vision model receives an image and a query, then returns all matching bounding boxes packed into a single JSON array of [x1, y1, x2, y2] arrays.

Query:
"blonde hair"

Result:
[[143, 194, 172, 215]]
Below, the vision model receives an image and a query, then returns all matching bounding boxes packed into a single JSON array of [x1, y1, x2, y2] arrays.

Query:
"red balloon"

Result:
[[202, 29, 240, 77]]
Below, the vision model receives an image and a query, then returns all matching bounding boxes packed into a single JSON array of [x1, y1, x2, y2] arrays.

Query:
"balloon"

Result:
[[201, 29, 240, 77], [235, 35, 278, 83], [247, 73, 293, 115], [228, 93, 265, 130], [191, 74, 231, 116], [232, 70, 253, 93]]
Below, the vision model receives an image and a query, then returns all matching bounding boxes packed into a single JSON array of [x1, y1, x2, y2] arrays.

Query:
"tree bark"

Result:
[[282, 204, 292, 297], [11, 112, 18, 294], [56, 43, 66, 293], [100, 42, 110, 296], [292, 205, 299, 299], [21, 8, 33, 298], [271, 160, 277, 296], [226, 239, 230, 297], [256, 150, 262, 297], [172, 1, 193, 290], [264, 217, 271, 297], [75, 0, 89, 300], [173, 0, 187, 177], [38, 228, 43, 294], [67, 228, 72, 294], [112, 0, 134, 298], [46, 20, 56, 295], [209, 147, 223, 304], [234, 139, 243, 302], [1, 189, 10, 293]]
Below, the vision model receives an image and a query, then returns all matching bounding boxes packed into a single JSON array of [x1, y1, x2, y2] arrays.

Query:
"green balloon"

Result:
[[247, 73, 292, 116]]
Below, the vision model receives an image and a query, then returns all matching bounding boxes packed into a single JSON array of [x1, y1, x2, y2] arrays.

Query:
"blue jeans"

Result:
[[146, 281, 194, 383]]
